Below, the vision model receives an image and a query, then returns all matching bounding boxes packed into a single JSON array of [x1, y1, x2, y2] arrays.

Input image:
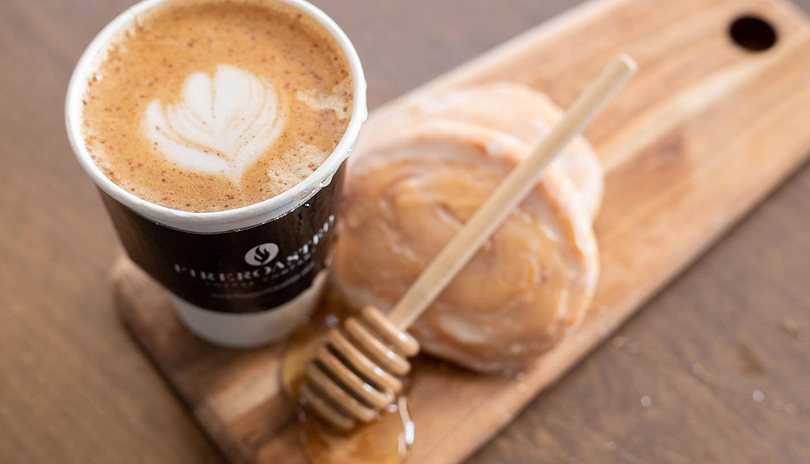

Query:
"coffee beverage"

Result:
[[67, 0, 366, 347], [80, 0, 353, 212]]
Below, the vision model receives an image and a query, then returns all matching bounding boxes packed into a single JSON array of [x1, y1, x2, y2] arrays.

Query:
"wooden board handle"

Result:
[[387, 54, 638, 329]]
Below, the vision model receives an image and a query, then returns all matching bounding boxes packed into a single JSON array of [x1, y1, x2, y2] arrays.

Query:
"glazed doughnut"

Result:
[[333, 121, 599, 372]]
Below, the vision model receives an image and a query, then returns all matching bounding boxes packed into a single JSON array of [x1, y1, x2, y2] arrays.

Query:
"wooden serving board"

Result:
[[113, 0, 810, 462]]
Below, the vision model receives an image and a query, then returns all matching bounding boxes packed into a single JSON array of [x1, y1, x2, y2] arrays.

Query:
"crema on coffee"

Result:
[[80, 0, 353, 212]]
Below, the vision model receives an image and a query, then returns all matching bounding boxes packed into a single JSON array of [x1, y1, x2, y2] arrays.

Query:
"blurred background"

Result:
[[1, 0, 809, 463]]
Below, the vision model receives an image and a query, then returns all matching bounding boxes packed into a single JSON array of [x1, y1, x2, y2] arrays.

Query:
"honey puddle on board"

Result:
[[280, 289, 415, 464]]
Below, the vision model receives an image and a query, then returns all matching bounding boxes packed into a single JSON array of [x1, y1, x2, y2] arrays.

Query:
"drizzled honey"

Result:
[[280, 289, 415, 464]]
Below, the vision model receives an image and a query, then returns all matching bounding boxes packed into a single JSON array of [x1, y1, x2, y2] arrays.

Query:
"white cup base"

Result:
[[170, 271, 326, 348]]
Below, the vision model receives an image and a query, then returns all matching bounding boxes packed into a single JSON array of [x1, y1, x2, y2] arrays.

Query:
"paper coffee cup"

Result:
[[65, 0, 367, 348]]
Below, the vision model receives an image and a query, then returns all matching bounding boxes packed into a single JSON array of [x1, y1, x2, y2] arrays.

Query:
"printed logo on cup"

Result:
[[245, 243, 280, 266], [102, 165, 346, 314]]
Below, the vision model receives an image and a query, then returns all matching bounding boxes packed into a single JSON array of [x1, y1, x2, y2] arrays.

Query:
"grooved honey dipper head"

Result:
[[302, 305, 420, 430]]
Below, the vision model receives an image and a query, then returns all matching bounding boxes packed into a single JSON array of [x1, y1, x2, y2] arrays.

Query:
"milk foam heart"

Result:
[[80, 0, 353, 212], [144, 65, 286, 183]]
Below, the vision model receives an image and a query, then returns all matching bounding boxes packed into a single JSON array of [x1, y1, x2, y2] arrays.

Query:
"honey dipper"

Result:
[[301, 55, 637, 430]]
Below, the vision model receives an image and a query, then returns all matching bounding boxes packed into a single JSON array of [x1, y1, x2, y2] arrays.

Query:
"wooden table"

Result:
[[1, 1, 808, 462]]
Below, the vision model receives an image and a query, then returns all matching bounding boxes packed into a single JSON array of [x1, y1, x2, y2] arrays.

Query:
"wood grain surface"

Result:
[[1, 1, 809, 464]]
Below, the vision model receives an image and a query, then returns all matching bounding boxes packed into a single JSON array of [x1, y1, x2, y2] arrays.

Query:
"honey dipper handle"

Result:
[[387, 54, 637, 329]]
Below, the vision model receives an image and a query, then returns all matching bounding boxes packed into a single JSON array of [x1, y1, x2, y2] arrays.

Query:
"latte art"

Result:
[[145, 65, 286, 183], [80, 0, 353, 212]]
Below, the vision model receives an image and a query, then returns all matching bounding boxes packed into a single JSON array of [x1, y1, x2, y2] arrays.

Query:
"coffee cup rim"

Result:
[[65, 0, 367, 234]]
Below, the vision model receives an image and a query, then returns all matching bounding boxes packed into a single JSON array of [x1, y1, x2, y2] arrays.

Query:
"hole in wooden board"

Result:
[[729, 15, 777, 51]]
